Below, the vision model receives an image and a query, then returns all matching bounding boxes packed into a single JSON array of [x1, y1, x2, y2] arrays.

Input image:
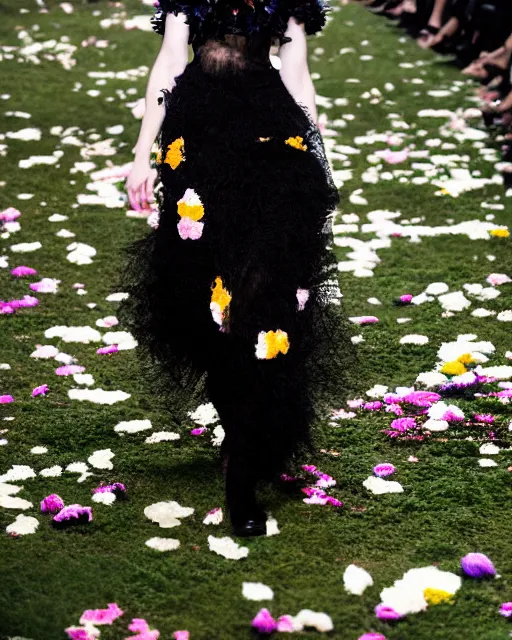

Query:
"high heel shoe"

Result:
[[226, 455, 267, 537]]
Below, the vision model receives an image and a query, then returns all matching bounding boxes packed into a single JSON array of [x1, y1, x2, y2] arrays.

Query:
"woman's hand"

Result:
[[126, 160, 158, 211]]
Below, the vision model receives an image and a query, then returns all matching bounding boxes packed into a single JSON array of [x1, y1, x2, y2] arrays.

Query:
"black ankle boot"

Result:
[[226, 456, 267, 537]]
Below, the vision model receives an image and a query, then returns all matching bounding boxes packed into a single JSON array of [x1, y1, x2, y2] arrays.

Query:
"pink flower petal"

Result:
[[0, 207, 22, 222], [0, 395, 14, 404], [66, 627, 99, 640], [177, 217, 204, 240], [80, 603, 124, 626], [11, 266, 37, 277], [56, 365, 86, 376], [41, 494, 65, 514], [375, 604, 403, 620], [276, 615, 295, 632], [190, 427, 207, 436], [172, 632, 190, 640], [251, 608, 277, 634], [97, 345, 119, 355], [373, 463, 396, 478]]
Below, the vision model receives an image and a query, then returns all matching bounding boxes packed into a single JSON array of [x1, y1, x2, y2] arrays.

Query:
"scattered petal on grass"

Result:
[[358, 634, 387, 640], [0, 495, 33, 509], [400, 334, 429, 345], [145, 537, 181, 552], [243, 582, 274, 601], [188, 403, 219, 426], [479, 459, 498, 468], [363, 476, 404, 495], [6, 514, 39, 536], [145, 431, 180, 444], [66, 626, 100, 640], [499, 602, 512, 618], [144, 501, 194, 528], [343, 564, 374, 595], [203, 507, 223, 525], [114, 419, 152, 434], [208, 535, 249, 559], [88, 449, 115, 470], [68, 388, 131, 404], [293, 610, 334, 632], [92, 492, 116, 505]]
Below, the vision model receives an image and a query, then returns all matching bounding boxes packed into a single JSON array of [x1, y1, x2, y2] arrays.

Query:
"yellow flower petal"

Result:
[[211, 276, 231, 312], [424, 588, 454, 606], [156, 150, 162, 164], [489, 228, 510, 238], [457, 353, 475, 365], [164, 137, 185, 169], [440, 361, 467, 376], [285, 136, 307, 151], [265, 329, 290, 359]]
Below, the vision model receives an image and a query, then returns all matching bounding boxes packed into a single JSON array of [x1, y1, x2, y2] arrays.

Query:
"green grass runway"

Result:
[[0, 1, 511, 638]]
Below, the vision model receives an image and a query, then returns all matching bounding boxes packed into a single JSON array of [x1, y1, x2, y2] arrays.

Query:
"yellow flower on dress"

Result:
[[155, 149, 163, 164], [423, 588, 454, 606], [177, 188, 205, 221], [164, 137, 185, 169], [255, 329, 290, 360], [210, 276, 232, 327], [440, 361, 467, 376], [489, 228, 510, 238], [285, 136, 307, 151]]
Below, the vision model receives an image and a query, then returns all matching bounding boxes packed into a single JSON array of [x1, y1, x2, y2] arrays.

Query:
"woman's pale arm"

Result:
[[279, 18, 317, 124], [127, 13, 189, 211]]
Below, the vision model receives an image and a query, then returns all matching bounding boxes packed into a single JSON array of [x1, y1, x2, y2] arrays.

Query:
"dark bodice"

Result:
[[151, 0, 329, 48]]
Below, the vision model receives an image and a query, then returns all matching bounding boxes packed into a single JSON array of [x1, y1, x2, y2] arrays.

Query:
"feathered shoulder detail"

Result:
[[151, 0, 329, 43]]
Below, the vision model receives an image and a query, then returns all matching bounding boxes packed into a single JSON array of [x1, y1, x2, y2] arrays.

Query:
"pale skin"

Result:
[[126, 13, 318, 210]]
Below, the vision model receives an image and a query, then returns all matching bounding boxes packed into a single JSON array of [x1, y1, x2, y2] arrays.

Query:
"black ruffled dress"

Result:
[[120, 0, 350, 482]]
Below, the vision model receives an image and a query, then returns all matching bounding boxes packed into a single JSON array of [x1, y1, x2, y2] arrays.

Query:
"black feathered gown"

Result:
[[120, 0, 351, 482]]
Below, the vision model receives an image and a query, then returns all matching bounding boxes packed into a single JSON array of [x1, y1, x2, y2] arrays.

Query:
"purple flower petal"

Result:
[[499, 602, 512, 617], [251, 609, 277, 634], [41, 494, 65, 514], [461, 553, 496, 578], [0, 395, 14, 404], [359, 634, 387, 640], [52, 504, 92, 528], [190, 427, 207, 436], [32, 384, 49, 397], [93, 482, 126, 497]]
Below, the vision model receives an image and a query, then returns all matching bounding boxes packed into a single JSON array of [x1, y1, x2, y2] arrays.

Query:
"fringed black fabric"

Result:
[[119, 59, 352, 481], [151, 0, 329, 45]]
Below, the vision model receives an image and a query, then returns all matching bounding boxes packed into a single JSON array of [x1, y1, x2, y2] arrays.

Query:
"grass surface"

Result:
[[1, 1, 512, 639]]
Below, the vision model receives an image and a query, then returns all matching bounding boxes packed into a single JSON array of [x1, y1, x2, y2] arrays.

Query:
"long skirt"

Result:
[[119, 57, 351, 482]]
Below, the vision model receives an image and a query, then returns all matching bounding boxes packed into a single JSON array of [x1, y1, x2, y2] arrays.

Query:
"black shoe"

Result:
[[225, 455, 267, 537], [231, 508, 267, 537]]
